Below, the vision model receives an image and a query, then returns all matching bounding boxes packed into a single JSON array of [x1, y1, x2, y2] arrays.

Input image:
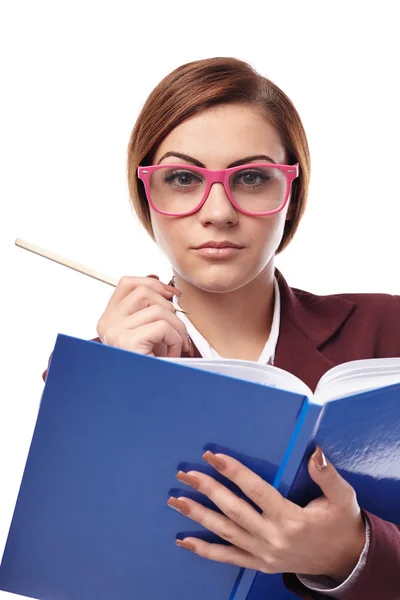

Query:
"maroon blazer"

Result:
[[43, 270, 400, 600]]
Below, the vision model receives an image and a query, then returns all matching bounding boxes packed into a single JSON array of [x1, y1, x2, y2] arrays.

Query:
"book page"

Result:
[[314, 357, 400, 404], [163, 357, 312, 398]]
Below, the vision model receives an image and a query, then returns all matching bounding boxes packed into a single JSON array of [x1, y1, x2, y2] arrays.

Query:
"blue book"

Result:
[[1, 334, 399, 600]]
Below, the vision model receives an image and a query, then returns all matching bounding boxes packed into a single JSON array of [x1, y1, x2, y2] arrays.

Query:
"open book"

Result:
[[0, 335, 399, 600], [167, 354, 400, 404]]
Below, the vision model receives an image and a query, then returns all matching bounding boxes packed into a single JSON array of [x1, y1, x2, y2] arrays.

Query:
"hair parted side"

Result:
[[127, 57, 310, 253]]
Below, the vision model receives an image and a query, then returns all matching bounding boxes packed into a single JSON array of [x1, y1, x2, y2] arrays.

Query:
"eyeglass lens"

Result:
[[149, 166, 287, 214]]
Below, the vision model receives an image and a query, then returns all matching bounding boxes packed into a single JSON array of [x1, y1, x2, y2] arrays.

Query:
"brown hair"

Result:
[[127, 57, 310, 253]]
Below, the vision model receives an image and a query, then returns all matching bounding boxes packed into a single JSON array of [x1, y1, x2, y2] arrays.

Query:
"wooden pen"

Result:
[[14, 238, 188, 314]]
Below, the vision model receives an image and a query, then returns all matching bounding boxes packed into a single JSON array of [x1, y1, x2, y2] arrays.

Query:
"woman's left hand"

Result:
[[167, 447, 366, 581]]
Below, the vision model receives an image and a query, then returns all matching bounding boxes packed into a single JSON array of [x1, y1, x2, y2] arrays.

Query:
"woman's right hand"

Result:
[[96, 276, 191, 358]]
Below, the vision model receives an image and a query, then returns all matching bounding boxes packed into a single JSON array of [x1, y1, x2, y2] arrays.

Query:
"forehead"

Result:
[[153, 104, 287, 167]]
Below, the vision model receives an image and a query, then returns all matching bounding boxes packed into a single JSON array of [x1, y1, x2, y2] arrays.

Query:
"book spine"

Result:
[[232, 399, 323, 600], [273, 400, 323, 497]]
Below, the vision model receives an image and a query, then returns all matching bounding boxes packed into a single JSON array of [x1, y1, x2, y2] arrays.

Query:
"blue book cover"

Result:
[[239, 373, 400, 599], [0, 334, 399, 600]]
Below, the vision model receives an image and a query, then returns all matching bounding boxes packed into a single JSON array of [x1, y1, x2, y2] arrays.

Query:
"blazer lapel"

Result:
[[274, 270, 356, 392], [274, 318, 336, 392]]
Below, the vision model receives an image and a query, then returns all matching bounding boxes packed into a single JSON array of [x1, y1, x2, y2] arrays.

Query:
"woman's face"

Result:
[[150, 104, 292, 293]]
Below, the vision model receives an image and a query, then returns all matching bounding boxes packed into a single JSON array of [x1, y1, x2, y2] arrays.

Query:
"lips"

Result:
[[194, 241, 244, 249]]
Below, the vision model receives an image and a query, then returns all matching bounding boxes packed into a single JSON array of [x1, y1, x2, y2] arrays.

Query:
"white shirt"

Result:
[[173, 276, 370, 598], [174, 276, 281, 365]]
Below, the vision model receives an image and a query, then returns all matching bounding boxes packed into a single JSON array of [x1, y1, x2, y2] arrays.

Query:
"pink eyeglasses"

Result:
[[137, 162, 299, 217]]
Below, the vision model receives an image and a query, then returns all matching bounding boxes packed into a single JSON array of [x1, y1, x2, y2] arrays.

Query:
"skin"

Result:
[[150, 104, 291, 361], [97, 103, 366, 581], [170, 449, 366, 581]]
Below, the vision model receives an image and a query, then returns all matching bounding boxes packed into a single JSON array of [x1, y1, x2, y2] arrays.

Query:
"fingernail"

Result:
[[187, 336, 194, 357], [312, 446, 328, 471], [167, 496, 191, 515], [176, 471, 200, 490], [162, 289, 174, 297], [165, 284, 182, 296], [176, 539, 196, 551], [147, 274, 160, 280], [202, 451, 227, 472]]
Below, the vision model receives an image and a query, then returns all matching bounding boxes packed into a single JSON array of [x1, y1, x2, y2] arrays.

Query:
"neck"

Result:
[[174, 263, 276, 361]]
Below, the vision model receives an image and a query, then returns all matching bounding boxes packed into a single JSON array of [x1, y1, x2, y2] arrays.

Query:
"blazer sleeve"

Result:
[[283, 510, 400, 600]]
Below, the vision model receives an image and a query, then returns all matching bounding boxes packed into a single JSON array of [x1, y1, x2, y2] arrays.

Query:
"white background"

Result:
[[1, 1, 399, 597]]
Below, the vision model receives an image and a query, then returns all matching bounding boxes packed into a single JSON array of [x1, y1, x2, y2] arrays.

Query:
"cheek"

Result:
[[249, 213, 287, 259], [150, 213, 187, 260]]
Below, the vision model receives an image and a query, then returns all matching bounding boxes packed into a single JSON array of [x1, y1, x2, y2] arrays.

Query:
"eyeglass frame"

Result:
[[137, 162, 300, 217]]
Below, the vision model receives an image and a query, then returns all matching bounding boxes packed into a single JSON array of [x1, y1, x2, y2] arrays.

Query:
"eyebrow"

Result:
[[157, 151, 277, 167]]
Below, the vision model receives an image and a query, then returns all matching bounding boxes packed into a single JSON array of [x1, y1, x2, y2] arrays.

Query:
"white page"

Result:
[[164, 357, 400, 407], [314, 357, 400, 404], [164, 357, 312, 397]]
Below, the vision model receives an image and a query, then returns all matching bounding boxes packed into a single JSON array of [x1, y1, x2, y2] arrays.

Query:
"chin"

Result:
[[185, 269, 257, 294]]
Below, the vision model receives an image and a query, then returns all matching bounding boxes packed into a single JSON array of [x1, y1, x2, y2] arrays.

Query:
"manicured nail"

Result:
[[313, 446, 328, 471], [167, 496, 191, 515], [147, 274, 160, 280], [202, 451, 227, 472], [176, 539, 196, 551], [176, 471, 200, 490]]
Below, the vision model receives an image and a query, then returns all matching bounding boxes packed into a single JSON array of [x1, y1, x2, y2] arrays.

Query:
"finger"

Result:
[[105, 276, 178, 311], [176, 470, 267, 540], [97, 285, 177, 342], [123, 305, 189, 352], [307, 447, 356, 507], [167, 496, 261, 556], [117, 286, 178, 318], [201, 452, 296, 520], [103, 320, 185, 356], [147, 274, 180, 293], [132, 320, 186, 357], [176, 536, 267, 572]]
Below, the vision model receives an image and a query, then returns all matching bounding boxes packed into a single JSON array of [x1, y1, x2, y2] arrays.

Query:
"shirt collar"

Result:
[[173, 276, 281, 365]]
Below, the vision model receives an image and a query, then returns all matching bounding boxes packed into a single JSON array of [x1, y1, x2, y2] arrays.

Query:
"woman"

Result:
[[47, 57, 400, 598]]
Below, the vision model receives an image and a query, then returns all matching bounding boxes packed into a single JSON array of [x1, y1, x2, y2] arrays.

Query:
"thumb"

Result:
[[308, 446, 352, 506]]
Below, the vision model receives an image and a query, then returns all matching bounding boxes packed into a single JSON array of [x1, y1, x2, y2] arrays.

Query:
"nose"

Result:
[[198, 181, 239, 227]]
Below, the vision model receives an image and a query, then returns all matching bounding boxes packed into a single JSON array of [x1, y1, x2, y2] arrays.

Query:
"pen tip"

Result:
[[171, 301, 189, 315]]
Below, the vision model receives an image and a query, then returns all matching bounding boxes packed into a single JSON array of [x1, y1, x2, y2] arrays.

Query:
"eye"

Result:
[[233, 169, 270, 187], [164, 170, 202, 187]]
